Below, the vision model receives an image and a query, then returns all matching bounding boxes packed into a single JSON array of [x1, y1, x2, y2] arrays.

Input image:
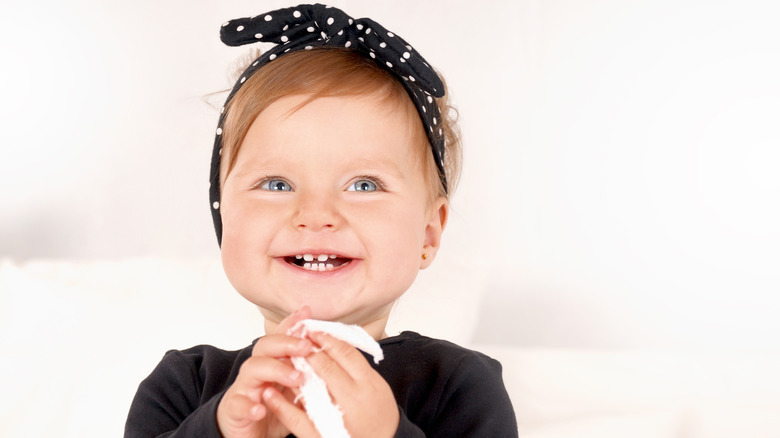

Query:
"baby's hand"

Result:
[[216, 308, 316, 438], [303, 331, 400, 438]]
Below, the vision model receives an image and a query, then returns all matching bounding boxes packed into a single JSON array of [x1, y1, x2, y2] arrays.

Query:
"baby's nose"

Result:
[[292, 192, 343, 231]]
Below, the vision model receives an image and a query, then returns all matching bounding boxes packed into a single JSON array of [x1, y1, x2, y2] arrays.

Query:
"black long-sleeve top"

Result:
[[125, 331, 518, 437]]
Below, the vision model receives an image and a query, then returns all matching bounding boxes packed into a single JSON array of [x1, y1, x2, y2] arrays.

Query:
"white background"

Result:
[[2, 0, 779, 351]]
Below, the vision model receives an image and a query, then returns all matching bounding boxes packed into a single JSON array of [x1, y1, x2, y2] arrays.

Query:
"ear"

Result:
[[420, 197, 449, 269]]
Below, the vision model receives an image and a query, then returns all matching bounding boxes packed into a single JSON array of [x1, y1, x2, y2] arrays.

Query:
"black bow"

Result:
[[220, 4, 444, 98]]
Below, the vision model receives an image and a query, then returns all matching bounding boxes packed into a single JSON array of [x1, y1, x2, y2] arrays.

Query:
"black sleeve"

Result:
[[124, 350, 225, 438], [428, 354, 518, 437]]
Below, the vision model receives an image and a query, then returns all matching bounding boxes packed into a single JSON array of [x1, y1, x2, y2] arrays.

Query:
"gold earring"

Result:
[[422, 253, 428, 260]]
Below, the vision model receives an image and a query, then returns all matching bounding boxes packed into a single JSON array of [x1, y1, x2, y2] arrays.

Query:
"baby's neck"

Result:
[[265, 316, 389, 341], [363, 320, 389, 341]]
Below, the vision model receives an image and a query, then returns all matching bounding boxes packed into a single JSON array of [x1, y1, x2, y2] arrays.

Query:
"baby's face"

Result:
[[219, 93, 447, 333]]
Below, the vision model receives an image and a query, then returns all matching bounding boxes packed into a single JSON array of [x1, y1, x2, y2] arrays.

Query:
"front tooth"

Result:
[[318, 263, 326, 271], [317, 254, 329, 262], [326, 263, 334, 271], [303, 254, 314, 262], [303, 262, 312, 269]]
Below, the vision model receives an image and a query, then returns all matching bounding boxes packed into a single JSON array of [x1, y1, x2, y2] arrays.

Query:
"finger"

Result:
[[309, 331, 374, 380], [276, 306, 313, 334], [263, 386, 321, 438], [233, 355, 306, 391], [305, 351, 354, 397], [219, 388, 268, 425], [252, 333, 313, 358]]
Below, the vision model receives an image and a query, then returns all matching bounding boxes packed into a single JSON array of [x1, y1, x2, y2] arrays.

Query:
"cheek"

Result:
[[218, 200, 263, 271], [219, 216, 250, 279], [219, 203, 272, 302], [220, 194, 250, 231], [220, 196, 277, 238], [358, 206, 427, 256]]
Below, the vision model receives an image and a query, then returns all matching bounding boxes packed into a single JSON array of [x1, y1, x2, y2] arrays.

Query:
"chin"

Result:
[[305, 303, 354, 322]]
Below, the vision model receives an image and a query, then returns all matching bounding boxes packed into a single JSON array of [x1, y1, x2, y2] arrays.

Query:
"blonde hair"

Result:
[[220, 47, 461, 201]]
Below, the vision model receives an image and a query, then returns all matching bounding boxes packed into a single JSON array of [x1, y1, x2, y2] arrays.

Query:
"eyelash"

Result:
[[250, 175, 387, 192], [252, 176, 293, 192], [350, 175, 386, 192]]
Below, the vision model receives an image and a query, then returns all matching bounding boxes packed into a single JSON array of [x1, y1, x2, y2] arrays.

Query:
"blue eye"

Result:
[[260, 179, 293, 192], [348, 179, 378, 192]]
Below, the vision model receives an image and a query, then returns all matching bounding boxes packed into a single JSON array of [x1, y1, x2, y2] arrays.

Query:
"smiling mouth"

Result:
[[284, 254, 352, 272]]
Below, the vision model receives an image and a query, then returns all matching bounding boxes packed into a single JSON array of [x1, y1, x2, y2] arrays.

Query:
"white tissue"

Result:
[[288, 319, 384, 438]]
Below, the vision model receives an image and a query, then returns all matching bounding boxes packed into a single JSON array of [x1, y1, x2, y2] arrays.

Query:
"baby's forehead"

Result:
[[252, 92, 423, 140], [235, 152, 409, 176], [267, 87, 420, 122]]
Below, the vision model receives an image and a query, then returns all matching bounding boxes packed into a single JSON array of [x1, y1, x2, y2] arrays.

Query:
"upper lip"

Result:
[[278, 250, 356, 259]]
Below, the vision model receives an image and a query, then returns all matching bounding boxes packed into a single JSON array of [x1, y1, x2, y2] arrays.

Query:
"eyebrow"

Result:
[[230, 154, 409, 181], [346, 157, 407, 179], [227, 158, 278, 181]]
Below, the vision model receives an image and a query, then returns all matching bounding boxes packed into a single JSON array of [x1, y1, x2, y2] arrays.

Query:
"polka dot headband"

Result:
[[209, 3, 447, 245]]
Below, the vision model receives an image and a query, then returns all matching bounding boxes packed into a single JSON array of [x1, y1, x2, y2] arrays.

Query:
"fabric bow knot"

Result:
[[219, 4, 444, 98]]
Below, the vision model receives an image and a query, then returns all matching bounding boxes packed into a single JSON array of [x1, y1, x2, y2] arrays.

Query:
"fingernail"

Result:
[[263, 387, 275, 401], [297, 339, 310, 350], [289, 370, 302, 381]]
